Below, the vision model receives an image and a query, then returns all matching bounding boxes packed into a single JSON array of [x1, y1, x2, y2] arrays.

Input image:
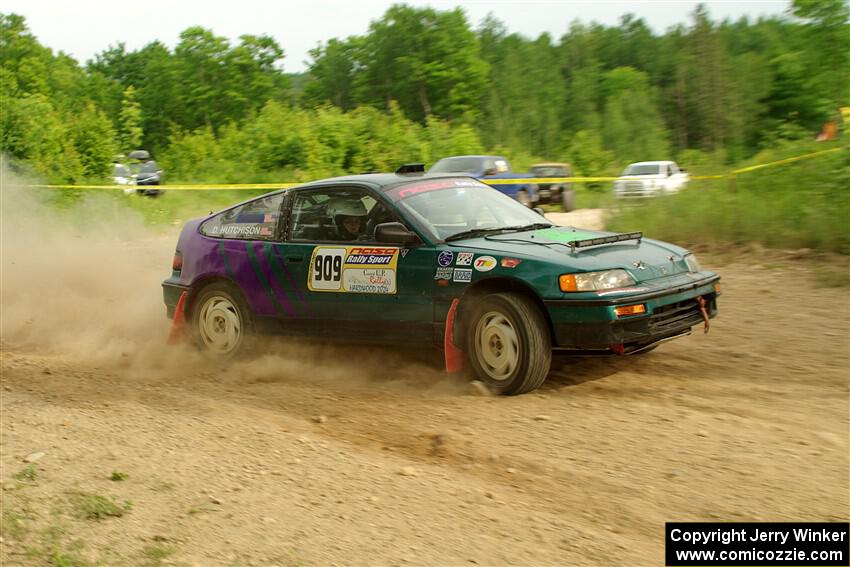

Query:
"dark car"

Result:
[[163, 168, 720, 395], [133, 160, 164, 196], [428, 155, 537, 206], [529, 162, 576, 211]]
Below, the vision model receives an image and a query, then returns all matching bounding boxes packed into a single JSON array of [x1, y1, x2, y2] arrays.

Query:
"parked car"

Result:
[[163, 166, 720, 395], [614, 161, 689, 198], [128, 150, 164, 197], [528, 162, 576, 211], [428, 155, 536, 206], [112, 163, 133, 186]]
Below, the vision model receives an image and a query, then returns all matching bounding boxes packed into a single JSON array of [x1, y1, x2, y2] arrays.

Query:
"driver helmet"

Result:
[[327, 197, 367, 232]]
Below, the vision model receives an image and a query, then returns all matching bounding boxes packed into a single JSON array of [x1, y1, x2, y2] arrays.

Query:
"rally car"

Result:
[[162, 166, 720, 395]]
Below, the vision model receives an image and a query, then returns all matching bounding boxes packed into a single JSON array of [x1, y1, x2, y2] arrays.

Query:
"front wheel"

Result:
[[561, 188, 576, 212], [191, 283, 252, 357], [516, 190, 531, 207], [466, 292, 552, 395]]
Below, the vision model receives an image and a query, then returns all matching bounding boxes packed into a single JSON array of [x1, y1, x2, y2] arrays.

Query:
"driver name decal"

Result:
[[308, 246, 399, 293]]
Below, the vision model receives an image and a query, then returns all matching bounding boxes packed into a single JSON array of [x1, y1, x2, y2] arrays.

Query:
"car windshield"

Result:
[[387, 179, 551, 241], [532, 167, 568, 176], [113, 164, 129, 177], [429, 158, 483, 174], [623, 164, 662, 176]]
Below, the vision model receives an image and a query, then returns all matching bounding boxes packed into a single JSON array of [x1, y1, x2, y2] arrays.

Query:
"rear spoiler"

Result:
[[568, 231, 643, 252]]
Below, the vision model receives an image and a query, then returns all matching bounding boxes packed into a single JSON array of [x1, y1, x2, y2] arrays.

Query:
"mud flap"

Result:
[[444, 298, 464, 373], [167, 291, 188, 345], [696, 295, 710, 334]]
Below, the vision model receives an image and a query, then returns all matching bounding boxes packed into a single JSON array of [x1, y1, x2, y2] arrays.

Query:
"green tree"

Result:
[[354, 5, 489, 122], [600, 67, 670, 163], [118, 85, 143, 153]]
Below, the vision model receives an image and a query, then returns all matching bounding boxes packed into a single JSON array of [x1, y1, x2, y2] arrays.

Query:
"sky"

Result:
[[6, 0, 790, 73]]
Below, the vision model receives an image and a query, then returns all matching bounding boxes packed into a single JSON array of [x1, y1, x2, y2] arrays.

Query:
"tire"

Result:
[[190, 282, 253, 357], [516, 190, 531, 207], [561, 188, 576, 212], [465, 292, 552, 395]]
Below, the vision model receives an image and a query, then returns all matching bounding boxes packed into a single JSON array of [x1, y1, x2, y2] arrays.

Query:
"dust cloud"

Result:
[[1, 165, 178, 367], [0, 164, 453, 392]]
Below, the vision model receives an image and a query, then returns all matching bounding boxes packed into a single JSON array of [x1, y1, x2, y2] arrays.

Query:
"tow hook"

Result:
[[696, 295, 710, 333]]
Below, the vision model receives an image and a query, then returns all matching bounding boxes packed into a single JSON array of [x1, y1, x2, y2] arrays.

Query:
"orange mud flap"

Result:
[[444, 298, 464, 373], [696, 295, 710, 333], [167, 291, 189, 345]]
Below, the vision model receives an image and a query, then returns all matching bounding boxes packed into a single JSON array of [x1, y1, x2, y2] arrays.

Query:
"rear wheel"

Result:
[[466, 292, 551, 395], [191, 283, 252, 357]]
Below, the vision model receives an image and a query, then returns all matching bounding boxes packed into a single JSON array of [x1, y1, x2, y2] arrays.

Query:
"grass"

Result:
[[186, 502, 216, 516], [141, 543, 176, 566], [1, 508, 25, 539], [605, 146, 849, 256], [13, 464, 38, 482], [68, 492, 131, 520], [109, 471, 128, 482]]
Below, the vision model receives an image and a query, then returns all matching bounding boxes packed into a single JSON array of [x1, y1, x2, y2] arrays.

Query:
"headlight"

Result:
[[684, 253, 702, 273], [559, 269, 636, 292]]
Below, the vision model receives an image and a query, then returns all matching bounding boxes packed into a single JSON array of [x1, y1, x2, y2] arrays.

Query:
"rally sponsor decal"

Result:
[[473, 255, 497, 272], [455, 252, 474, 266], [434, 267, 453, 280], [452, 268, 472, 283], [308, 246, 399, 293], [208, 224, 264, 237], [385, 179, 483, 201], [400, 248, 410, 258], [437, 250, 454, 267]]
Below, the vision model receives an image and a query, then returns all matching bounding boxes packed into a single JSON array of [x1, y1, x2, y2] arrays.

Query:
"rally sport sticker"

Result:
[[309, 246, 399, 294]]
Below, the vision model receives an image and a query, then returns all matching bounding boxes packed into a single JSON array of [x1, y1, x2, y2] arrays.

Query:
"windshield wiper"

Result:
[[496, 222, 553, 234], [444, 223, 552, 242], [445, 227, 514, 242]]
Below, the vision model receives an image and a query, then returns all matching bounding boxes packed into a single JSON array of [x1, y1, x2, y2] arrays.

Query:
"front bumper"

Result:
[[545, 274, 720, 350]]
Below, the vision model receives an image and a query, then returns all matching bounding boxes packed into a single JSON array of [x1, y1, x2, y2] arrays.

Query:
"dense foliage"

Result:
[[1, 2, 847, 185]]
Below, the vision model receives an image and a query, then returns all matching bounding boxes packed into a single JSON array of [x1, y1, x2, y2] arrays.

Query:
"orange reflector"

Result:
[[501, 257, 522, 268], [714, 283, 721, 293], [559, 274, 577, 292], [614, 304, 646, 317]]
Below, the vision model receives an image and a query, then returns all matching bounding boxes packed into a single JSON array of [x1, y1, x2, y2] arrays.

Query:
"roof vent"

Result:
[[395, 163, 425, 175]]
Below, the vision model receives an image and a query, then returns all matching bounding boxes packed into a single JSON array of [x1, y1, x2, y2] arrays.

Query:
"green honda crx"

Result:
[[163, 167, 720, 395]]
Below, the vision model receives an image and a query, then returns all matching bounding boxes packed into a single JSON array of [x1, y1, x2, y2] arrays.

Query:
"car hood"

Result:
[[448, 226, 691, 282]]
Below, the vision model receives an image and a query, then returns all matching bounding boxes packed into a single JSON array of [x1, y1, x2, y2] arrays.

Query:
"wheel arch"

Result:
[[453, 276, 555, 347]]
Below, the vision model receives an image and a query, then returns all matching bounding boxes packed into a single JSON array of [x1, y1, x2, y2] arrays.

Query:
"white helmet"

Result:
[[327, 198, 367, 224]]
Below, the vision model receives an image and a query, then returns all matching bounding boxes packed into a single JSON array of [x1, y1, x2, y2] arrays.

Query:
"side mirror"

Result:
[[375, 222, 418, 245], [532, 207, 547, 218]]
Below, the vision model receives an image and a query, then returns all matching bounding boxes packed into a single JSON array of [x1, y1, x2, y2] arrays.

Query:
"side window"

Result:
[[200, 192, 285, 240], [289, 188, 394, 242]]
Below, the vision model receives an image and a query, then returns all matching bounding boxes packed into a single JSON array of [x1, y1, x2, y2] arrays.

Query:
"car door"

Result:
[[275, 185, 436, 344]]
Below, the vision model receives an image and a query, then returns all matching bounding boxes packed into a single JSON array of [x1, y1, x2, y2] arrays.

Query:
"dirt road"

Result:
[[1, 202, 848, 566]]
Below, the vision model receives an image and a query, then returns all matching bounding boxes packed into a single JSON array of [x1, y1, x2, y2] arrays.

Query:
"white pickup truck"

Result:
[[613, 161, 689, 198]]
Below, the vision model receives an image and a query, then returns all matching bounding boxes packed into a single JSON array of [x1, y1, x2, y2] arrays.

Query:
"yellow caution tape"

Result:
[[25, 147, 843, 190]]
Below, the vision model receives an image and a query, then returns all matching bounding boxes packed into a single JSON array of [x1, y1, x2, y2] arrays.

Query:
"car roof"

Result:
[[299, 172, 479, 192], [433, 155, 507, 161], [628, 161, 673, 166]]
